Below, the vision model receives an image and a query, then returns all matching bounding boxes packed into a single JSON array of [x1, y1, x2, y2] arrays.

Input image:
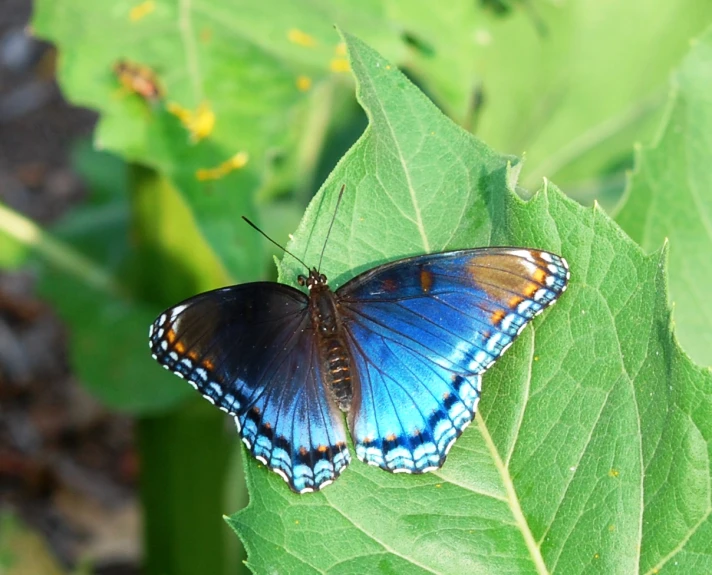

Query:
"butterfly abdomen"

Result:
[[309, 281, 354, 412], [322, 335, 353, 411]]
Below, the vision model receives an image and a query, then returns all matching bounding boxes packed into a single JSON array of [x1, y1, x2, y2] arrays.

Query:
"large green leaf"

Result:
[[476, 0, 712, 201], [615, 26, 712, 367], [228, 32, 712, 574], [30, 0, 398, 278], [36, 0, 710, 278]]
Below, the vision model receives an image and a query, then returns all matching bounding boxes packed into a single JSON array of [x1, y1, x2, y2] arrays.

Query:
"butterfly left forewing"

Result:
[[149, 283, 350, 493], [338, 248, 569, 473]]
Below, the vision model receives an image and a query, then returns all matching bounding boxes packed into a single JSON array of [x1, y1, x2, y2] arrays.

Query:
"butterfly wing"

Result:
[[338, 248, 569, 473], [149, 283, 350, 493]]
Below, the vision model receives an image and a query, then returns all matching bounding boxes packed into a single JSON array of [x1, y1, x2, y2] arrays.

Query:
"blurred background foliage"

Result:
[[1, 0, 712, 573]]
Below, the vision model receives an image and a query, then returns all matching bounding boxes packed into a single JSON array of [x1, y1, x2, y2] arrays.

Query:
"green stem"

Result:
[[129, 165, 247, 574], [0, 202, 123, 297], [138, 401, 236, 575]]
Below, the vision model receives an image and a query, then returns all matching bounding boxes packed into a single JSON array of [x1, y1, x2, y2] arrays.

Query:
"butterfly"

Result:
[[149, 214, 569, 494]]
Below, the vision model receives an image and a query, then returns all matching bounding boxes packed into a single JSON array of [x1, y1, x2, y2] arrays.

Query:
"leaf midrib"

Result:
[[476, 412, 549, 575], [323, 495, 441, 575], [349, 40, 431, 253]]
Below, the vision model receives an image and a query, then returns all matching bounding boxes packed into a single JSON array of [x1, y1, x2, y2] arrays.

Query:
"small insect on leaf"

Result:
[[113, 59, 162, 102]]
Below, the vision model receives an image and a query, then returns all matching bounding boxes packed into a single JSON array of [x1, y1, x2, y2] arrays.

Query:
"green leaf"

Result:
[[615, 26, 712, 367], [278, 36, 515, 285], [30, 0, 402, 278], [229, 32, 712, 574], [33, 1, 712, 239], [476, 0, 712, 199], [33, 0, 627, 277], [40, 269, 195, 413]]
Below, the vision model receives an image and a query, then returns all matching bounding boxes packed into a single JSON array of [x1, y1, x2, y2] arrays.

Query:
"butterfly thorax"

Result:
[[300, 269, 354, 412]]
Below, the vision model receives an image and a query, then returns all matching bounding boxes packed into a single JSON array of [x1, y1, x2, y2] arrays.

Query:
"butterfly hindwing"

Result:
[[149, 284, 350, 493], [344, 319, 483, 473], [338, 248, 569, 473]]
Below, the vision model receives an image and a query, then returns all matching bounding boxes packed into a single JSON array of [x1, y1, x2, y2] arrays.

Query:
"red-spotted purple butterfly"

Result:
[[149, 191, 569, 493]]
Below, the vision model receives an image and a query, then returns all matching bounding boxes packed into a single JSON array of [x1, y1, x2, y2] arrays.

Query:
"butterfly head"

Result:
[[298, 268, 328, 291]]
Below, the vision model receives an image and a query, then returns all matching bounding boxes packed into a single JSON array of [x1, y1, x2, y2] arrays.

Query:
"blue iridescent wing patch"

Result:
[[149, 284, 350, 493], [338, 248, 569, 473]]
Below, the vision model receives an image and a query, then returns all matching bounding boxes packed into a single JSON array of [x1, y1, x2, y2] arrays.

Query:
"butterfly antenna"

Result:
[[242, 216, 310, 271], [317, 184, 346, 272]]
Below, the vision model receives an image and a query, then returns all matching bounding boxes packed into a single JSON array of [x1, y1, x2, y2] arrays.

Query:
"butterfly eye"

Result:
[[297, 275, 307, 286], [319, 274, 327, 283]]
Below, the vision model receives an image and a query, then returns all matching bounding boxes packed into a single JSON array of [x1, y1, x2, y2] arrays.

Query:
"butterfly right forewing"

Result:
[[149, 283, 350, 493], [337, 248, 569, 474]]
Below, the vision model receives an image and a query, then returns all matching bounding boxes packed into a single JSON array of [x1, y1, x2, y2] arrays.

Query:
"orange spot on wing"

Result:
[[187, 350, 199, 362], [202, 358, 214, 371], [533, 268, 547, 284], [491, 309, 506, 326], [509, 295, 524, 309], [420, 268, 433, 293], [442, 392, 451, 400], [299, 446, 308, 455], [386, 433, 397, 442], [174, 341, 186, 354], [382, 278, 398, 292], [523, 283, 538, 298], [165, 329, 177, 344], [317, 445, 328, 453]]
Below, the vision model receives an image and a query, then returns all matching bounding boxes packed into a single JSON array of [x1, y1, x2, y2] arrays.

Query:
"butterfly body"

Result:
[[302, 269, 355, 412], [150, 247, 569, 493]]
